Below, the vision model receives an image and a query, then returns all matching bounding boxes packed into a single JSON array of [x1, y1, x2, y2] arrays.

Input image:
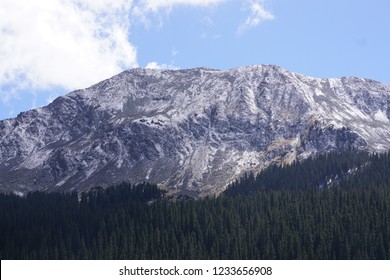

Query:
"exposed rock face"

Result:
[[1, 65, 389, 196]]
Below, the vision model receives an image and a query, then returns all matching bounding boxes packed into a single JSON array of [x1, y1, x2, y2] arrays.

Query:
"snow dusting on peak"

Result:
[[0, 65, 389, 196]]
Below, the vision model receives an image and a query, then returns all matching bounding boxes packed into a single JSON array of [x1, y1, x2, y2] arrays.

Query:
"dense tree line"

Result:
[[0, 151, 390, 259], [224, 150, 373, 195]]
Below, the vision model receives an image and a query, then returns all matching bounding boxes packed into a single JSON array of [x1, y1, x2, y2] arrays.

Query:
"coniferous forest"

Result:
[[1, 150, 390, 259]]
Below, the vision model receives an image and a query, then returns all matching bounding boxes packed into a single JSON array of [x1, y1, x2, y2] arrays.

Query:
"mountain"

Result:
[[0, 65, 389, 196]]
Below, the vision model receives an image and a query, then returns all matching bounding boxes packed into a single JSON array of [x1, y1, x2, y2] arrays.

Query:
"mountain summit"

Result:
[[1, 65, 389, 196]]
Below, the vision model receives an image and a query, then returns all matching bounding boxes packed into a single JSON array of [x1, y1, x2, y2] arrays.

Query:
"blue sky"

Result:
[[1, 0, 389, 120]]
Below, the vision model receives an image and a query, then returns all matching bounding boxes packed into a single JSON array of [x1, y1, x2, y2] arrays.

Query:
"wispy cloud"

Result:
[[138, 0, 226, 12], [171, 47, 179, 57], [238, 0, 274, 34], [132, 0, 226, 29], [201, 16, 215, 26]]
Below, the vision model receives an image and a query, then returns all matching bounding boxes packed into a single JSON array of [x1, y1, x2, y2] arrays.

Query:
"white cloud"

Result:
[[238, 0, 274, 34], [139, 0, 225, 12], [145, 61, 180, 70], [73, 0, 132, 12], [0, 0, 137, 94]]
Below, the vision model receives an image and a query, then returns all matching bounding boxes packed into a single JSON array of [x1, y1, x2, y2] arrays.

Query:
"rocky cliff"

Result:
[[1, 65, 389, 196]]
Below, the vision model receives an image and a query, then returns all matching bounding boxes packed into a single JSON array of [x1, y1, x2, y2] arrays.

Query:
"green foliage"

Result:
[[224, 150, 372, 195], [1, 151, 390, 260]]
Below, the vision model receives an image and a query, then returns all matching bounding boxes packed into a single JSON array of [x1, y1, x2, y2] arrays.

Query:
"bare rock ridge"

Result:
[[0, 65, 390, 196]]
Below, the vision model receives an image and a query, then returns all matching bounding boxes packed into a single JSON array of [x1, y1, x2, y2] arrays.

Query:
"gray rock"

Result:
[[0, 65, 389, 196]]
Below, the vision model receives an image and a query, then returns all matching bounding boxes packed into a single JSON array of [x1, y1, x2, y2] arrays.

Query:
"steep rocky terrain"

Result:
[[0, 65, 389, 196]]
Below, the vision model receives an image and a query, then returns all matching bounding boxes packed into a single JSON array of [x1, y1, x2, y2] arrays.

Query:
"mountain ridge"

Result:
[[1, 65, 389, 196]]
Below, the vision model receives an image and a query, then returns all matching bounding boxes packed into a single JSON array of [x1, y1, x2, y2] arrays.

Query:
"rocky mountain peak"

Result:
[[0, 65, 389, 196]]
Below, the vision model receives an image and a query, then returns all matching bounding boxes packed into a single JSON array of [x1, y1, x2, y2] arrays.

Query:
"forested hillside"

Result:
[[1, 151, 390, 259], [224, 150, 389, 194]]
